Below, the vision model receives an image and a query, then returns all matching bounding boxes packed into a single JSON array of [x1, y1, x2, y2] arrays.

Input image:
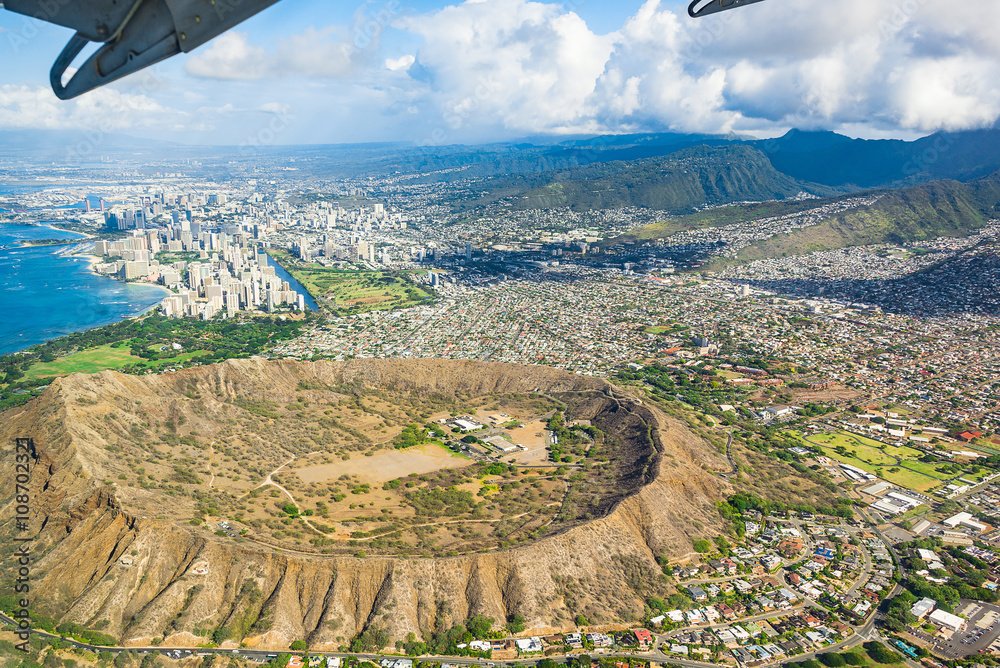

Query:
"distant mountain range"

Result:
[[752, 128, 1000, 187], [449, 145, 843, 215], [6, 125, 1000, 259], [0, 129, 177, 154]]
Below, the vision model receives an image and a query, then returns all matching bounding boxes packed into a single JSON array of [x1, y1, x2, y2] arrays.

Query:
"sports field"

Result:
[[272, 252, 434, 313], [794, 430, 944, 493]]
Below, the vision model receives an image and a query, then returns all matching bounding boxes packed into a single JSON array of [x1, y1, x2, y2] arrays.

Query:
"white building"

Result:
[[943, 512, 986, 532], [911, 597, 936, 619], [929, 609, 966, 633]]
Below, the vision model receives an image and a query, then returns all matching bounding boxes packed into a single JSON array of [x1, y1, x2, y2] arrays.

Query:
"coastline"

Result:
[[74, 252, 103, 271], [71, 251, 173, 299], [0, 224, 171, 356], [43, 222, 94, 239]]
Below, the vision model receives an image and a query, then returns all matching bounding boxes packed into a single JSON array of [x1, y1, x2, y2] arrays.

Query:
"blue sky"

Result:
[[1, 0, 998, 146]]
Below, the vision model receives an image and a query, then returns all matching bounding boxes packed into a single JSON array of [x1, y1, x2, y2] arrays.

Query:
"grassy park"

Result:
[[270, 250, 434, 314], [23, 344, 140, 379], [2, 313, 308, 410], [791, 430, 944, 492], [23, 344, 210, 380]]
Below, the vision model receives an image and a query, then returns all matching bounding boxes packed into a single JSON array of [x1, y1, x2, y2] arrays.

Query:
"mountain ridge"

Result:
[[1, 358, 734, 648]]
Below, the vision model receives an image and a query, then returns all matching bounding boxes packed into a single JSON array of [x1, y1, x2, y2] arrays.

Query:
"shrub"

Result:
[[819, 653, 846, 667], [864, 641, 901, 664], [693, 539, 713, 553]]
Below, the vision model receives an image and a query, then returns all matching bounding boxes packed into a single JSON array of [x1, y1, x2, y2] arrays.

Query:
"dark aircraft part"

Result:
[[688, 0, 767, 18], [2, 0, 282, 99]]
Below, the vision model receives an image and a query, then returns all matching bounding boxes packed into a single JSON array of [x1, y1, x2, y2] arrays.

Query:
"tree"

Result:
[[819, 653, 846, 667], [290, 641, 307, 651], [864, 642, 901, 664], [267, 655, 290, 668], [466, 615, 493, 639], [693, 539, 713, 553], [507, 614, 526, 634]]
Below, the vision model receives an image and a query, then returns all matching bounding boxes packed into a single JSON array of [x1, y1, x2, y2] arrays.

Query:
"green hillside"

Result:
[[453, 145, 838, 214], [600, 172, 1000, 263], [734, 179, 989, 262], [598, 198, 831, 246]]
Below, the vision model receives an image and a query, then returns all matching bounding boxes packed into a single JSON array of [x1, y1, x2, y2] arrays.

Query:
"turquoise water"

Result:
[[0, 223, 168, 355]]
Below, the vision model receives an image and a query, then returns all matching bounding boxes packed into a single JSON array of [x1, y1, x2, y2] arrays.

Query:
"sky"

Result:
[[0, 0, 999, 146]]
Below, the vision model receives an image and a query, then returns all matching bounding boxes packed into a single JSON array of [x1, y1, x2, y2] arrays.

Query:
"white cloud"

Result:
[[395, 0, 1000, 137], [0, 84, 181, 131], [20, 0, 996, 142], [184, 2, 395, 81], [385, 54, 415, 72], [184, 32, 270, 80], [258, 102, 292, 114], [402, 0, 615, 134]]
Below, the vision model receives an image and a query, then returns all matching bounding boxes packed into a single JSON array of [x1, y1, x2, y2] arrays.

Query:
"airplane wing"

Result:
[[688, 0, 767, 18], [2, 0, 283, 99]]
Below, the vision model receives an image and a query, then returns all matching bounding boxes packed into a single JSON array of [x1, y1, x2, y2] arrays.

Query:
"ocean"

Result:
[[0, 223, 168, 355]]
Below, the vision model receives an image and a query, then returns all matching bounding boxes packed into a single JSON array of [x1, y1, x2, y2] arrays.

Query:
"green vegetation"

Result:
[[890, 538, 999, 616], [54, 621, 119, 646], [394, 424, 430, 449], [406, 486, 478, 517], [792, 430, 980, 493], [0, 312, 310, 409], [269, 250, 434, 314], [601, 172, 1000, 266], [863, 642, 902, 665], [734, 179, 992, 264], [718, 491, 855, 526], [819, 653, 847, 667], [692, 539, 713, 553], [617, 362, 754, 415], [349, 627, 390, 653], [23, 344, 209, 381], [466, 145, 828, 215], [546, 411, 601, 462], [394, 616, 496, 657]]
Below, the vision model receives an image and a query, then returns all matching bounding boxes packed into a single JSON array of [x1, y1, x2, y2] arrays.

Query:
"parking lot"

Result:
[[930, 601, 1000, 659]]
